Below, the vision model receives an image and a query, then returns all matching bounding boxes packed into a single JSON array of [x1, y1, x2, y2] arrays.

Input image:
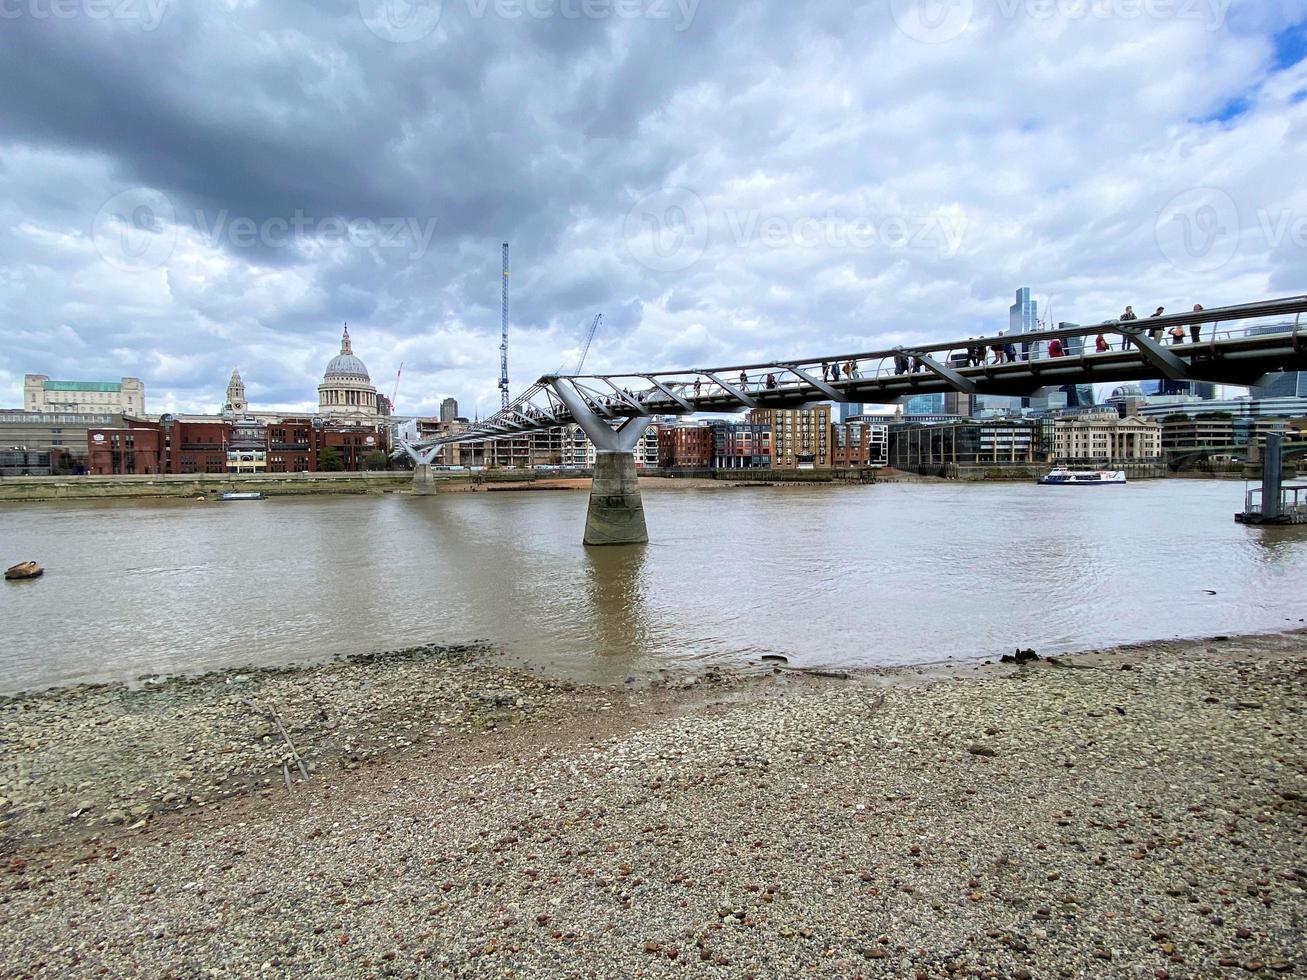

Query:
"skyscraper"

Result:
[[903, 393, 947, 416], [1157, 379, 1217, 400], [1060, 383, 1095, 408], [1009, 287, 1038, 336], [440, 397, 459, 422], [838, 401, 864, 423], [1255, 372, 1307, 398]]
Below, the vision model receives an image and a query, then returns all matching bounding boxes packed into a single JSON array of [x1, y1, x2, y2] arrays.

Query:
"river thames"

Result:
[[2, 479, 1306, 693]]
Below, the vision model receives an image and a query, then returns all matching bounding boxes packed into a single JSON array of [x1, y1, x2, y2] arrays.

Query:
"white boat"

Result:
[[1039, 468, 1126, 486], [218, 491, 265, 501]]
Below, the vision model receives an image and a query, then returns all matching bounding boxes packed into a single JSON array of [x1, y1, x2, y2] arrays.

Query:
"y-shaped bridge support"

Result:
[[548, 380, 652, 546], [397, 441, 443, 495]]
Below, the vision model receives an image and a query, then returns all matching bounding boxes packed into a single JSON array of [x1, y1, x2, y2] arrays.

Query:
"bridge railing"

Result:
[[401, 296, 1307, 455]]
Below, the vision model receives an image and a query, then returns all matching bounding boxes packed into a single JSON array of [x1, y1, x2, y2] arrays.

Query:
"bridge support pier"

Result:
[[547, 378, 652, 546], [412, 463, 438, 495], [585, 451, 648, 546]]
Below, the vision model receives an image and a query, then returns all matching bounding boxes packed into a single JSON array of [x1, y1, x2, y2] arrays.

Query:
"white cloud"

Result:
[[0, 1, 1304, 414]]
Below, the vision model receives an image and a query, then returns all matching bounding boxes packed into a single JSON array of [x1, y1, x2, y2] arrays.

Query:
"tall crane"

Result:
[[574, 313, 602, 375], [390, 362, 403, 411], [498, 242, 510, 411]]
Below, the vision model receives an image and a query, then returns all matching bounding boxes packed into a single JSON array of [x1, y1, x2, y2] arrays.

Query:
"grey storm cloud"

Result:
[[0, 0, 1305, 414]]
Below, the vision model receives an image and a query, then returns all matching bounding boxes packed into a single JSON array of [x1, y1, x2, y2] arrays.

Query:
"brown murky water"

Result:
[[2, 480, 1306, 692]]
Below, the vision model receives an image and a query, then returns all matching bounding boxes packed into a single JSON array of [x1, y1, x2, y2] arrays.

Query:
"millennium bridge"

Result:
[[400, 295, 1307, 545]]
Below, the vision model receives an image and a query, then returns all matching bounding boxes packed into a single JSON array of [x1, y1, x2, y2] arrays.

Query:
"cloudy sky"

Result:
[[1, 0, 1305, 417]]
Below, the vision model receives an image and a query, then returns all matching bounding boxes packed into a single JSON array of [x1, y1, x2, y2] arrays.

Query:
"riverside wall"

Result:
[[0, 471, 413, 502]]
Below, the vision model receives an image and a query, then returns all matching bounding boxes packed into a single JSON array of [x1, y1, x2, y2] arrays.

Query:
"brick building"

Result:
[[89, 416, 388, 475], [831, 418, 889, 468], [750, 406, 832, 469], [87, 425, 166, 474], [88, 418, 229, 475], [657, 424, 714, 470]]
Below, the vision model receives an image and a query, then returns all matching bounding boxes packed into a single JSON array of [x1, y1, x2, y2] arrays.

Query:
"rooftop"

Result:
[[41, 381, 123, 393]]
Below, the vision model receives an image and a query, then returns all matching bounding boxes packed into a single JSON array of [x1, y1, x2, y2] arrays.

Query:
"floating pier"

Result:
[[1236, 433, 1307, 525]]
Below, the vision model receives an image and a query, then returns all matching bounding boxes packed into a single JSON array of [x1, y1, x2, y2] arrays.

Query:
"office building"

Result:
[[0, 410, 122, 468], [1254, 372, 1307, 398], [1009, 287, 1038, 336], [838, 401, 864, 424], [1157, 378, 1217, 400], [1160, 415, 1236, 453], [24, 376, 145, 415], [889, 418, 1050, 469], [440, 397, 460, 423], [1052, 414, 1161, 464], [902, 393, 946, 416]]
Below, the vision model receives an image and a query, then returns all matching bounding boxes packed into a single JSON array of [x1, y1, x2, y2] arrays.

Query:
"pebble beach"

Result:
[[0, 632, 1304, 977]]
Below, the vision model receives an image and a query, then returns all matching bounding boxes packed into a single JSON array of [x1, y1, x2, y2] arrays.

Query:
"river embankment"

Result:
[[1, 631, 1303, 976], [0, 469, 845, 502], [0, 471, 415, 502]]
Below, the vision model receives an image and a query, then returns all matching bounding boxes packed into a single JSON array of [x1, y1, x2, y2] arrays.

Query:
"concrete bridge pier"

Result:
[[585, 451, 648, 545], [412, 463, 438, 495], [548, 378, 652, 546]]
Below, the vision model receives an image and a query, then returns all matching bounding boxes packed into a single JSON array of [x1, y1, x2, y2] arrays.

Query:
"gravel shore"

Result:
[[1, 633, 1304, 977]]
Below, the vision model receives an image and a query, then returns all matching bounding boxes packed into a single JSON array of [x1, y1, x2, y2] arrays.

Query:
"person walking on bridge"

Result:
[[1190, 304, 1204, 343], [1120, 306, 1138, 350], [831, 361, 841, 382], [1148, 306, 1165, 342], [693, 378, 702, 399], [739, 369, 749, 391], [1095, 333, 1110, 353]]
